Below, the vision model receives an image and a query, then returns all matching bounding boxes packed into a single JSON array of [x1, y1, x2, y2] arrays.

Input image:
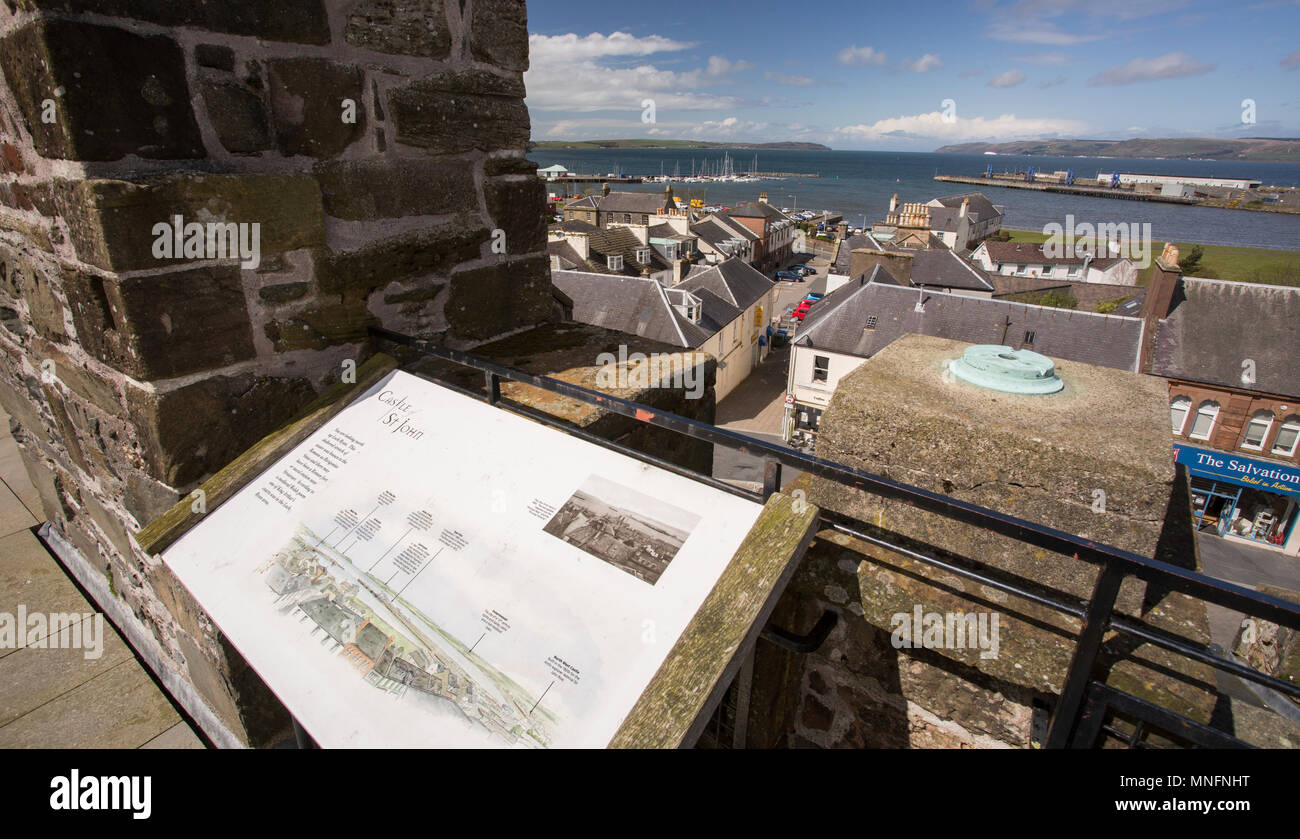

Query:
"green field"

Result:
[[999, 229, 1300, 286]]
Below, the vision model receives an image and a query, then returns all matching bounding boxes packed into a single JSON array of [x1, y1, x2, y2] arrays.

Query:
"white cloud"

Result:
[[764, 72, 815, 86], [1087, 52, 1215, 86], [834, 110, 1088, 143], [987, 69, 1027, 88], [524, 32, 750, 112], [909, 54, 944, 73], [684, 116, 770, 139], [836, 44, 887, 66], [985, 21, 1102, 45], [1013, 51, 1070, 65], [528, 32, 695, 62]]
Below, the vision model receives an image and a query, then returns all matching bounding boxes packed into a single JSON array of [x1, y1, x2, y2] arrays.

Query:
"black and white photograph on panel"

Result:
[[544, 474, 702, 584]]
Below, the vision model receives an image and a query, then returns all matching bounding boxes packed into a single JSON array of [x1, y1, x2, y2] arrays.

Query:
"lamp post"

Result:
[[787, 194, 797, 212]]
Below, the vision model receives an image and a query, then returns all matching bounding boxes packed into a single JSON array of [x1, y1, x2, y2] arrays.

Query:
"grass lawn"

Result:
[[999, 229, 1300, 286]]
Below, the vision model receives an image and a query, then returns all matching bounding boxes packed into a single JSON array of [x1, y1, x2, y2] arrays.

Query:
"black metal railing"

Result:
[[371, 326, 1300, 749]]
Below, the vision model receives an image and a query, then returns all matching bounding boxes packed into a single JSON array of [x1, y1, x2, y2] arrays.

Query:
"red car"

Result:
[[792, 304, 813, 320]]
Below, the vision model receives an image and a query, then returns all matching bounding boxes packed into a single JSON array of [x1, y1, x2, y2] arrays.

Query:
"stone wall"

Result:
[[0, 0, 549, 745], [748, 336, 1216, 748]]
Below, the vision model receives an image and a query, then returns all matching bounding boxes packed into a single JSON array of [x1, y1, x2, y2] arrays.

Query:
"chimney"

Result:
[[959, 197, 968, 218], [1137, 243, 1182, 372], [758, 192, 769, 204], [889, 193, 899, 213], [569, 230, 590, 260], [601, 182, 610, 197]]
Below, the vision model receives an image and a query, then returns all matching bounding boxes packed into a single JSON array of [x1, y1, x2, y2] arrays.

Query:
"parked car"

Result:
[[776, 270, 802, 281], [803, 292, 824, 301], [796, 265, 817, 276], [792, 307, 813, 320]]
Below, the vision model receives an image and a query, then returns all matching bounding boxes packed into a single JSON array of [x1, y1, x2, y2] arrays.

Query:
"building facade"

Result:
[[1151, 275, 1300, 556]]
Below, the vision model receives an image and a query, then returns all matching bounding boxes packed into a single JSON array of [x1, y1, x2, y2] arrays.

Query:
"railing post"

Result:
[[1046, 561, 1124, 748], [762, 459, 782, 499], [484, 371, 500, 405]]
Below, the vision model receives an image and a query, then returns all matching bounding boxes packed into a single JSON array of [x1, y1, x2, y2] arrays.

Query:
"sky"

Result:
[[523, 0, 1300, 150]]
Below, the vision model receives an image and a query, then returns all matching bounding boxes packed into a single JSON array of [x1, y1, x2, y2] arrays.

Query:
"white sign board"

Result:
[[163, 370, 763, 747]]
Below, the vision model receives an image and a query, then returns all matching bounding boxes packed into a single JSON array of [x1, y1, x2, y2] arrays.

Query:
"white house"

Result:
[[970, 241, 1138, 286]]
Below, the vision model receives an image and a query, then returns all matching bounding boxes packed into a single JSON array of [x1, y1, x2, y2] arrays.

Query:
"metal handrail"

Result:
[[369, 326, 1300, 747]]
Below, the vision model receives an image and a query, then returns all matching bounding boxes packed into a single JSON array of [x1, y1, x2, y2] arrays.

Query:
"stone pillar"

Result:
[[0, 0, 548, 745], [749, 336, 1214, 748]]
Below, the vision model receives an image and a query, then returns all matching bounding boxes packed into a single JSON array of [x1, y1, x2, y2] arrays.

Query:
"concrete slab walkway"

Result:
[[0, 408, 205, 749]]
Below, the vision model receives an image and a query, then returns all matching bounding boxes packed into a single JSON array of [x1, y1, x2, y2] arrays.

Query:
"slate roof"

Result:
[[723, 201, 791, 222], [648, 223, 692, 241], [548, 227, 674, 277], [794, 267, 1145, 371], [551, 270, 711, 348], [838, 235, 994, 291], [563, 195, 599, 210], [927, 205, 965, 233], [1151, 278, 1300, 397], [909, 249, 995, 291], [678, 258, 774, 313], [930, 192, 1003, 223], [978, 241, 1123, 268], [597, 190, 673, 215]]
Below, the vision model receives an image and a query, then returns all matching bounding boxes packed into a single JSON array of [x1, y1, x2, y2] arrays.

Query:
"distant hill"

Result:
[[934, 137, 1300, 162], [531, 139, 831, 151]]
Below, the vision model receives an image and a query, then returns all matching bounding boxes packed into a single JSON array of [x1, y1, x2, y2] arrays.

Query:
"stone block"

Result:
[[345, 0, 451, 59], [485, 176, 547, 255], [195, 44, 236, 72], [12, 0, 331, 45], [64, 264, 255, 380], [200, 81, 271, 154], [315, 220, 487, 300], [314, 158, 476, 220], [127, 373, 316, 486], [257, 282, 310, 304], [51, 174, 325, 274], [267, 58, 366, 158], [263, 303, 378, 352], [484, 155, 538, 177], [445, 255, 551, 341], [390, 69, 529, 154], [470, 0, 529, 72], [0, 19, 203, 161]]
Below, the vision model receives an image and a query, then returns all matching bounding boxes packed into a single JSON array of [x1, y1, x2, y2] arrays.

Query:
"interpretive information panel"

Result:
[[163, 371, 763, 747]]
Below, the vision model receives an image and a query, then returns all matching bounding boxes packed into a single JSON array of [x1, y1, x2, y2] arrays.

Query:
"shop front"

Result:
[[1175, 443, 1300, 556]]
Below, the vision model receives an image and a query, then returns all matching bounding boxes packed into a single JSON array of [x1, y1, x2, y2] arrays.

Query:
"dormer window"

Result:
[[607, 254, 623, 271], [636, 248, 651, 265], [665, 244, 678, 259]]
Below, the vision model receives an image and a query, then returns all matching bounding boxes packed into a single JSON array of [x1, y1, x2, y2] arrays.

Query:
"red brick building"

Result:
[[1146, 252, 1300, 555]]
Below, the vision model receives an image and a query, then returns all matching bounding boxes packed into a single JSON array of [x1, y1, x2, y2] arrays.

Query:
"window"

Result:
[[865, 316, 878, 329], [665, 244, 678, 259], [636, 248, 651, 265], [1189, 401, 1219, 440], [1273, 418, 1300, 457], [812, 355, 829, 383], [623, 213, 632, 223], [606, 254, 623, 271], [1023, 330, 1035, 344], [1241, 410, 1273, 450], [1170, 396, 1192, 434]]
